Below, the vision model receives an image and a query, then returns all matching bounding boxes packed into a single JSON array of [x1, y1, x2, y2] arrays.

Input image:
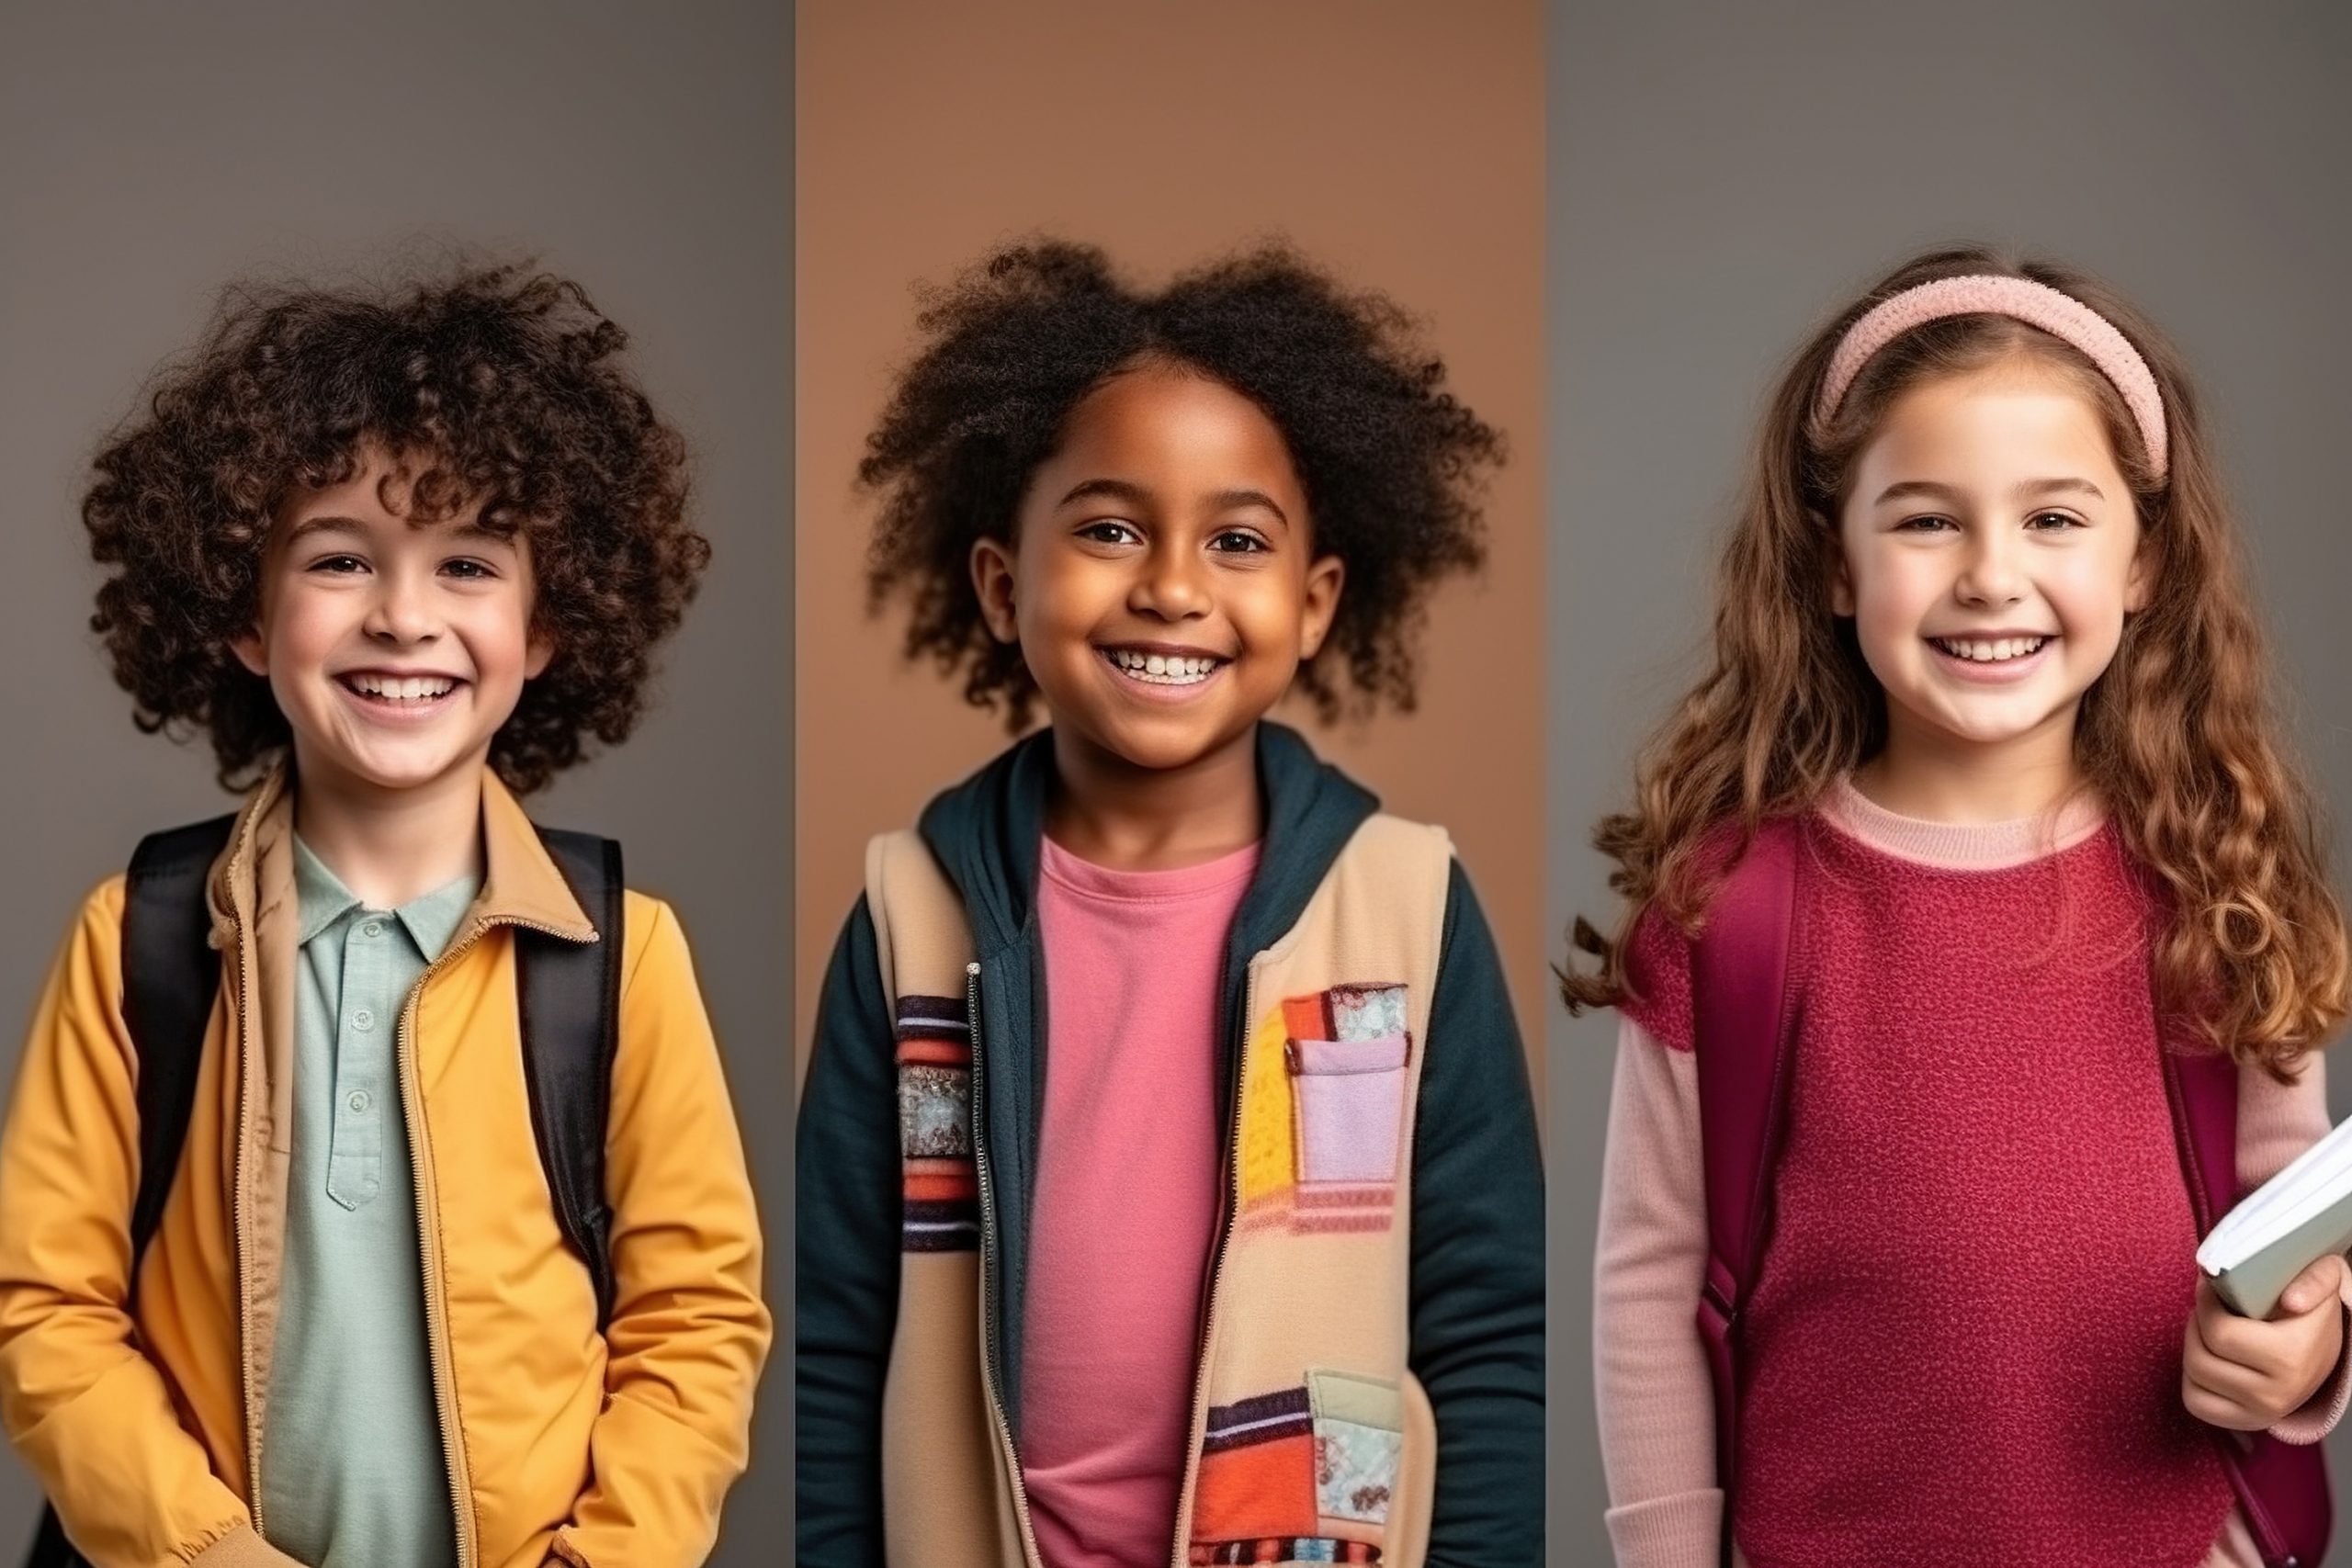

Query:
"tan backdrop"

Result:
[[796, 0, 1545, 1118]]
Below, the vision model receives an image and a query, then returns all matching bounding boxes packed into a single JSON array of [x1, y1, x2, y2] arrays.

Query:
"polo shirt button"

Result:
[[362, 920, 383, 938], [352, 1009, 374, 1031], [347, 1090, 370, 1113]]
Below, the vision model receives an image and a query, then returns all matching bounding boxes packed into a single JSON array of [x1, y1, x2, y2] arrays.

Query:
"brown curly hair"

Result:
[[84, 263, 708, 794], [859, 239, 1503, 729], [1562, 245, 2349, 1077]]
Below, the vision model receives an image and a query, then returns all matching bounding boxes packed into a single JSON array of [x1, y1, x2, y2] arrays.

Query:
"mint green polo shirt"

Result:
[[257, 836, 477, 1568]]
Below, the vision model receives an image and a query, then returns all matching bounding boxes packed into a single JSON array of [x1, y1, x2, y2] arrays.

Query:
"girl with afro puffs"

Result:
[[0, 265, 770, 1568], [797, 241, 1544, 1568]]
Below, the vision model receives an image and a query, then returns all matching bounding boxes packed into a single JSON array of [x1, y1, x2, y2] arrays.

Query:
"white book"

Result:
[[2197, 1112, 2352, 1319]]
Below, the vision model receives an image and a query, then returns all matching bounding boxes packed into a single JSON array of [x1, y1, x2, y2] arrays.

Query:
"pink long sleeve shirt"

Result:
[[1020, 835, 1261, 1568], [1593, 778, 2351, 1568]]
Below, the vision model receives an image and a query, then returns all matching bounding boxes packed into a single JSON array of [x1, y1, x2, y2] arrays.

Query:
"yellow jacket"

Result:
[[0, 768, 770, 1568]]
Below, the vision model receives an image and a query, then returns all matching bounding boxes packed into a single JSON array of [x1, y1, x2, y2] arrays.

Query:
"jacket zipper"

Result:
[[968, 961, 1040, 1562], [228, 925, 266, 1540], [1168, 964, 1255, 1568], [392, 910, 582, 1568]]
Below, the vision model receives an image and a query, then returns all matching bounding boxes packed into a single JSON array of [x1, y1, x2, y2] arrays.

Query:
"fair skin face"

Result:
[[1834, 356, 2345, 1424], [1833, 357, 2148, 823], [232, 446, 551, 908], [970, 360, 1343, 870]]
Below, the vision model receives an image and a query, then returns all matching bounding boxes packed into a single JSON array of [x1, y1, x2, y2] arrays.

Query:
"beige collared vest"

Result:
[[864, 814, 1453, 1568]]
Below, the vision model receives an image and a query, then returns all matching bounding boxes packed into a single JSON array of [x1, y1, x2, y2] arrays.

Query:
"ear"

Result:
[[525, 626, 556, 680], [2124, 538, 2153, 614], [1296, 553, 1346, 660], [1826, 541, 1857, 617], [969, 535, 1020, 644], [230, 626, 268, 678]]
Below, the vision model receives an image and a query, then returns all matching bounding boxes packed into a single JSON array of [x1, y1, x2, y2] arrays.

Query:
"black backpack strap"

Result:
[[121, 816, 236, 1264], [29, 817, 235, 1568], [516, 828, 623, 1330]]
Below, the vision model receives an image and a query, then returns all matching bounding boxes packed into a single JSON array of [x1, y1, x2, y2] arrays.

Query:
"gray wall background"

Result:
[[0, 2, 789, 1558], [1550, 1, 2352, 1561]]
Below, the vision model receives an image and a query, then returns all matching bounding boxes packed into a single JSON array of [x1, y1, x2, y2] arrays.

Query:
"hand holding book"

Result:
[[2182, 1255, 2347, 1431]]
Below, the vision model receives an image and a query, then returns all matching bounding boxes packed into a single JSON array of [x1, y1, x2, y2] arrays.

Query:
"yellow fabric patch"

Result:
[[1237, 1003, 1295, 1209]]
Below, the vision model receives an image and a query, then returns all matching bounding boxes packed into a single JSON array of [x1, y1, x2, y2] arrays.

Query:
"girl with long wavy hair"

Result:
[[1567, 246, 2350, 1568]]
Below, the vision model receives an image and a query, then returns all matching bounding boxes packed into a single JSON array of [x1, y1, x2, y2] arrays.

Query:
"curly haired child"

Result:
[[1569, 246, 2352, 1568], [796, 240, 1544, 1568], [0, 265, 771, 1568]]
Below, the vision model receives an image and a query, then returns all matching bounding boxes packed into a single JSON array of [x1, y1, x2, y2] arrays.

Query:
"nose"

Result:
[[1127, 538, 1208, 620], [1953, 525, 2025, 608], [362, 563, 442, 645]]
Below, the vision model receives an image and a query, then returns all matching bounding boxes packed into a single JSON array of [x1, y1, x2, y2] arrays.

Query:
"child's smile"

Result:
[[1832, 358, 2146, 786], [232, 445, 551, 804], [973, 360, 1342, 780]]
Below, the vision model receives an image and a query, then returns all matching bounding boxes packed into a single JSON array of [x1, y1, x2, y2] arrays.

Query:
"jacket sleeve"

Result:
[[1408, 860, 1544, 1566], [0, 880, 299, 1568], [548, 895, 772, 1568], [793, 895, 900, 1568]]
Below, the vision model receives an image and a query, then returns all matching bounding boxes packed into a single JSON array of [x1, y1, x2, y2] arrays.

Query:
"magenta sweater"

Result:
[[1599, 782, 2349, 1568], [1019, 836, 1260, 1568]]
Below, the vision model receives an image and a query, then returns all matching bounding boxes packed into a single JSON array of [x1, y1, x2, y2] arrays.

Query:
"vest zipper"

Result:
[[392, 910, 582, 1568], [1168, 963, 1255, 1568], [968, 960, 1040, 1562]]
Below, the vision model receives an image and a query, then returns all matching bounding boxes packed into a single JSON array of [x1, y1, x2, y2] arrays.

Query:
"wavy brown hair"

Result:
[[1561, 245, 2348, 1076], [859, 239, 1502, 729], [85, 263, 707, 794]]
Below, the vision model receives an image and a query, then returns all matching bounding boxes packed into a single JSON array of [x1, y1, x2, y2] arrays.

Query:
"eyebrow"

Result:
[[281, 513, 515, 547], [1870, 477, 2107, 506], [1056, 477, 1292, 528]]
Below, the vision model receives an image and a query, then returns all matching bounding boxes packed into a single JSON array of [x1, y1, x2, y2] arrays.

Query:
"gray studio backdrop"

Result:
[[1550, 1, 2352, 1562], [0, 3, 789, 1559]]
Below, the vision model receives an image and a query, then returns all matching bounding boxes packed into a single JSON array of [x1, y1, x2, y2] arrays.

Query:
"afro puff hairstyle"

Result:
[[83, 263, 708, 794], [859, 239, 1504, 729]]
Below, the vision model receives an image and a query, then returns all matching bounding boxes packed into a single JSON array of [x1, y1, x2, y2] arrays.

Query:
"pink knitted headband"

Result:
[[1814, 274, 2168, 479]]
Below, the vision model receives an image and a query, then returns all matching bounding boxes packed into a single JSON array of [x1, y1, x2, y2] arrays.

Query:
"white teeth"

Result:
[[1105, 649, 1218, 685], [349, 673, 457, 701], [1933, 636, 2048, 662]]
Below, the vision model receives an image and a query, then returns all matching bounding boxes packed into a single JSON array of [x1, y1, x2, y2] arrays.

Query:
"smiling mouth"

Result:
[[1098, 647, 1229, 687], [1928, 635, 2052, 664], [337, 672, 464, 705]]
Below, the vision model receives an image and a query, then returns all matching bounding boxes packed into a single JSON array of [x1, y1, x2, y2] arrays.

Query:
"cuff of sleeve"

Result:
[[188, 1526, 308, 1568], [2269, 1303, 2352, 1445], [1604, 1487, 1724, 1568], [548, 1533, 591, 1568]]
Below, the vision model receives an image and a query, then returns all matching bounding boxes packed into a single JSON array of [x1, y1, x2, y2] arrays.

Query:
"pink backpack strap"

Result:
[[2163, 1045, 2332, 1568], [1688, 817, 1802, 1567]]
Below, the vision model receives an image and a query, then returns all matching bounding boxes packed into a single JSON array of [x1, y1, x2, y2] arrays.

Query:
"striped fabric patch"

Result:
[[895, 994, 978, 1252], [1204, 1386, 1314, 1453], [1186, 1540, 1381, 1564]]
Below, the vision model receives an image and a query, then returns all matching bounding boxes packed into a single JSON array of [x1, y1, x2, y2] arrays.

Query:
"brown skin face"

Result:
[[970, 361, 1343, 868]]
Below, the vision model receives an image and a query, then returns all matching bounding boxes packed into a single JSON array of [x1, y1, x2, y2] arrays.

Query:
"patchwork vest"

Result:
[[865, 816, 1453, 1568]]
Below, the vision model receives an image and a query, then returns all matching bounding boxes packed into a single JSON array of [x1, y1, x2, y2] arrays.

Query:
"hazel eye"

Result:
[[2027, 511, 2083, 532], [1894, 514, 1956, 533]]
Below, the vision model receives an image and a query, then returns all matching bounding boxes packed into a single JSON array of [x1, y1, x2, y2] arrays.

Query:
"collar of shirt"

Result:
[[291, 833, 482, 962]]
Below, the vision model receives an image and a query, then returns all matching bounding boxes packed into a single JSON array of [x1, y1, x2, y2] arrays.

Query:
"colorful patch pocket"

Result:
[[894, 994, 978, 1251], [1193, 1387, 1318, 1540], [1285, 1035, 1408, 1184], [1308, 1370, 1404, 1528]]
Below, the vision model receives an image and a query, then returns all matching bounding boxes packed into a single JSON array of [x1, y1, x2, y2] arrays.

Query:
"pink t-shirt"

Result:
[[1020, 835, 1261, 1568]]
